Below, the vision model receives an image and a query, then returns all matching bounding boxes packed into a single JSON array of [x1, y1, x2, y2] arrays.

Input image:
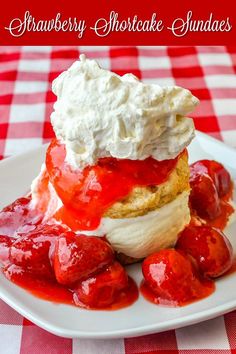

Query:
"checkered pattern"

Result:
[[0, 46, 236, 353], [1, 46, 236, 161]]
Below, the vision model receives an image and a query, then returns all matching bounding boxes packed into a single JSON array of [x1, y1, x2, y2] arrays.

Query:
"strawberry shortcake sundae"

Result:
[[31, 54, 198, 262], [0, 55, 234, 309]]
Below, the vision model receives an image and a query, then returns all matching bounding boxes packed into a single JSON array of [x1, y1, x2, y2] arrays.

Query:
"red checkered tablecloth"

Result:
[[0, 46, 236, 354]]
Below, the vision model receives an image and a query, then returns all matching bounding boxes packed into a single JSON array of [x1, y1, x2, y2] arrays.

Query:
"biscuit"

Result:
[[105, 153, 190, 219]]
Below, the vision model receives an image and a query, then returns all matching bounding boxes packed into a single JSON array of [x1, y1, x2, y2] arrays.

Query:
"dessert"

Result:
[[0, 55, 235, 310], [31, 54, 198, 262]]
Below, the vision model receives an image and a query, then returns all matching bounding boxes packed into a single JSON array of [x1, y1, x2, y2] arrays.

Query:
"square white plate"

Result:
[[0, 131, 236, 339]]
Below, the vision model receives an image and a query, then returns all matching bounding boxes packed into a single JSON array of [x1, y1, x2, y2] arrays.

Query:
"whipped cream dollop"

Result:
[[51, 54, 199, 169]]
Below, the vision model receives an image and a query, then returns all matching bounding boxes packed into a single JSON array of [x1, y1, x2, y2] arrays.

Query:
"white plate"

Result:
[[0, 131, 236, 339]]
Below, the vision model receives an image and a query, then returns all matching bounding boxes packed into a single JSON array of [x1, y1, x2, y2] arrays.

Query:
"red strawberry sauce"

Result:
[[4, 265, 138, 311], [45, 139, 182, 230]]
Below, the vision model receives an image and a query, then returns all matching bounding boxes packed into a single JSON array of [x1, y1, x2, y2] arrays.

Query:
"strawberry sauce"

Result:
[[140, 277, 215, 307], [4, 265, 138, 311], [201, 186, 234, 230], [45, 139, 182, 230]]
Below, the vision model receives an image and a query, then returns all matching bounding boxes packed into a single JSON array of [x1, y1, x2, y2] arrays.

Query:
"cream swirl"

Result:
[[51, 54, 199, 169]]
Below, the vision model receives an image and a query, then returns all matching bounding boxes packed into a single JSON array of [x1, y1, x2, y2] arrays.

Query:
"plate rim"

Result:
[[1, 280, 236, 339]]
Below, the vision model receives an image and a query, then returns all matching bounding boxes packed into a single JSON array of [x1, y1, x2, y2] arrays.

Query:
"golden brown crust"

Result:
[[105, 153, 190, 219]]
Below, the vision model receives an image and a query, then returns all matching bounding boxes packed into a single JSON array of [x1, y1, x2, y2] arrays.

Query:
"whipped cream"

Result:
[[51, 54, 199, 169], [81, 191, 190, 258]]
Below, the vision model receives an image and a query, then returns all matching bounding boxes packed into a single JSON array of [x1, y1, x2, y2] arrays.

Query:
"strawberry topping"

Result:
[[190, 160, 231, 198], [46, 139, 182, 230], [141, 249, 215, 306], [9, 224, 67, 279], [73, 261, 129, 308], [190, 160, 234, 228], [54, 233, 114, 286], [176, 225, 233, 278]]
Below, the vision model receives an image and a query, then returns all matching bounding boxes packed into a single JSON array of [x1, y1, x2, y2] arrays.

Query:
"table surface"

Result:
[[0, 46, 236, 354]]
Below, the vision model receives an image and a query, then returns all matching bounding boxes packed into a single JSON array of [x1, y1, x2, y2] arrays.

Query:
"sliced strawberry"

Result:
[[0, 235, 14, 266], [191, 160, 231, 198], [73, 261, 128, 308], [54, 233, 114, 286], [10, 224, 66, 279], [190, 172, 221, 220], [176, 225, 233, 278], [142, 249, 214, 306]]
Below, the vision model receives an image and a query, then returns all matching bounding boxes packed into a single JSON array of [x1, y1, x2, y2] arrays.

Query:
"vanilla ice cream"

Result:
[[51, 54, 199, 169], [81, 191, 190, 259]]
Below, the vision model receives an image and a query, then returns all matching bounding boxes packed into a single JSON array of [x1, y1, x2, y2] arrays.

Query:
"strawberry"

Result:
[[142, 249, 214, 306], [0, 235, 14, 266], [9, 224, 66, 279], [189, 172, 221, 220], [191, 160, 231, 198], [176, 225, 233, 278], [54, 233, 114, 286], [73, 261, 128, 308]]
